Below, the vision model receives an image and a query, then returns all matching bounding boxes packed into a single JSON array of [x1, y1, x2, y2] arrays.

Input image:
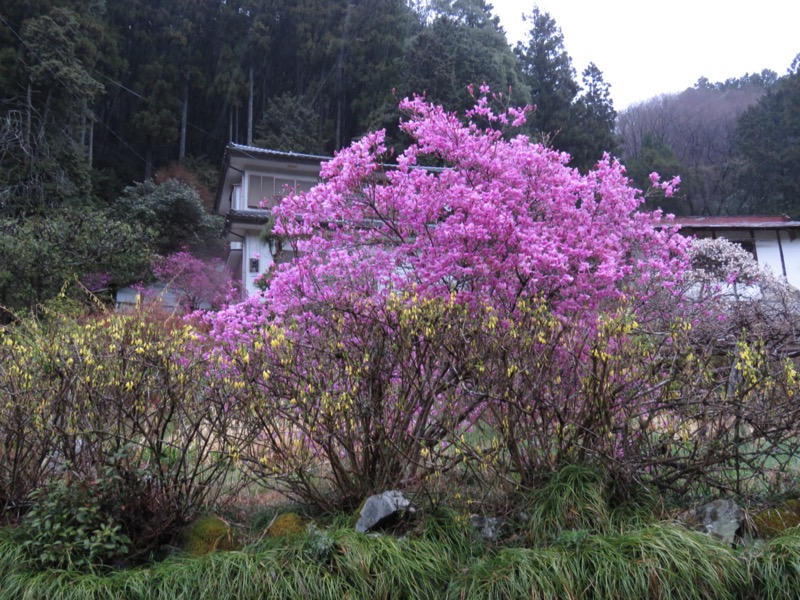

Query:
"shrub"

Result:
[[0, 306, 248, 557], [18, 474, 130, 571], [220, 294, 493, 510], [203, 90, 694, 509], [201, 92, 800, 511]]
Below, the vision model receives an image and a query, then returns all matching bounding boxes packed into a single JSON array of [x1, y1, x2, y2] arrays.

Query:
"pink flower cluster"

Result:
[[152, 249, 240, 312], [263, 92, 689, 325]]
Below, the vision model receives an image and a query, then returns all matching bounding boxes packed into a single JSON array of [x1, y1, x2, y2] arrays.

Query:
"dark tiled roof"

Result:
[[669, 216, 800, 229], [226, 143, 331, 163]]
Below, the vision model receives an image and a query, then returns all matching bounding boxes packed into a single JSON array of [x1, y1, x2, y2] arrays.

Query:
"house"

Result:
[[214, 143, 327, 296], [213, 144, 800, 295], [670, 216, 800, 289]]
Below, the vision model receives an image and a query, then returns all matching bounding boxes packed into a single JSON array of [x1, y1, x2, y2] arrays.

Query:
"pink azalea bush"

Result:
[[202, 91, 800, 507]]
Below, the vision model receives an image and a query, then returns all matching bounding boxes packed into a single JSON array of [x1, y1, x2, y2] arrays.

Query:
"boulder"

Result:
[[469, 515, 505, 542], [355, 490, 416, 533], [678, 499, 744, 546]]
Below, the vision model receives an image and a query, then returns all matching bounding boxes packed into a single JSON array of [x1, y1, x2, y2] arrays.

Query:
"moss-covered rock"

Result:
[[266, 512, 307, 538], [182, 515, 239, 556], [754, 499, 800, 538]]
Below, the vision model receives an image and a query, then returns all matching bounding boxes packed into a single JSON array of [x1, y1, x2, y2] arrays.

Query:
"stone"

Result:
[[355, 490, 416, 533], [469, 515, 505, 542], [678, 499, 744, 546]]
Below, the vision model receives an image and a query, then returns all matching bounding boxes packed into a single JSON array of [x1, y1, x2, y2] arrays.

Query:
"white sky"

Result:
[[490, 0, 800, 110]]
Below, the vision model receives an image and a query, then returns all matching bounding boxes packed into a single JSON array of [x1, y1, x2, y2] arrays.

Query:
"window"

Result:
[[274, 177, 295, 202], [249, 258, 260, 274], [247, 175, 274, 208], [295, 180, 315, 194]]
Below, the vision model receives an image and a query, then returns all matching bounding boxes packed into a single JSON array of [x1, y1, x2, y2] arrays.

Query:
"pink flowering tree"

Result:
[[206, 90, 700, 507], [152, 249, 240, 312], [266, 89, 688, 322]]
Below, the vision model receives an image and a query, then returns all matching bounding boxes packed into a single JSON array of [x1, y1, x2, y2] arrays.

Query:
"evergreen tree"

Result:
[[111, 179, 223, 256], [254, 93, 323, 154], [514, 7, 579, 148], [732, 66, 800, 216], [624, 134, 685, 215], [0, 210, 151, 317], [0, 5, 106, 214], [401, 0, 528, 116], [570, 62, 616, 172]]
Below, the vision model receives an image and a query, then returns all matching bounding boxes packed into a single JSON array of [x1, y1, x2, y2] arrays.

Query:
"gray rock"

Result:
[[679, 499, 744, 546], [469, 515, 505, 542], [355, 491, 416, 533]]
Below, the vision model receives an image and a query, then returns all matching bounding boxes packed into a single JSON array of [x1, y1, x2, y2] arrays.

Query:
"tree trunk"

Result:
[[88, 117, 94, 167], [336, 95, 342, 150], [40, 90, 51, 138], [144, 140, 153, 180], [24, 84, 32, 161], [180, 78, 189, 162], [80, 99, 87, 148], [247, 65, 254, 145]]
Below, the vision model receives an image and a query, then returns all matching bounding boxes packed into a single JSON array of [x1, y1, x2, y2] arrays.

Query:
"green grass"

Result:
[[451, 523, 749, 600], [4, 467, 800, 599], [749, 526, 800, 600]]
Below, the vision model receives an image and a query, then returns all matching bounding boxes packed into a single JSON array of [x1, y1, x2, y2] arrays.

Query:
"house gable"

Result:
[[214, 143, 328, 296]]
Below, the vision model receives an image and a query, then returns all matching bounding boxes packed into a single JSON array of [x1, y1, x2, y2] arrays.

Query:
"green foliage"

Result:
[[625, 133, 686, 212], [254, 94, 324, 155], [21, 8, 104, 105], [570, 62, 617, 171], [302, 522, 336, 564], [0, 210, 151, 316], [750, 526, 800, 599], [455, 523, 748, 599], [3, 468, 800, 597], [18, 475, 130, 572], [521, 465, 615, 544], [514, 7, 579, 145], [111, 178, 223, 256], [733, 70, 800, 216], [401, 3, 529, 115]]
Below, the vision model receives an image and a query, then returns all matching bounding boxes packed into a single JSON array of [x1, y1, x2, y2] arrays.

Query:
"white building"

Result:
[[213, 144, 800, 295], [214, 144, 326, 296], [671, 216, 800, 289]]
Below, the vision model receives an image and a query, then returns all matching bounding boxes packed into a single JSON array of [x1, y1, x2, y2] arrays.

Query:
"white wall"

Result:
[[242, 234, 275, 296], [753, 230, 800, 290]]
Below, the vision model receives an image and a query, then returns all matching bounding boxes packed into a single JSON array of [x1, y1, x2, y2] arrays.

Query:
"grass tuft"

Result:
[[749, 525, 800, 600], [521, 464, 613, 543]]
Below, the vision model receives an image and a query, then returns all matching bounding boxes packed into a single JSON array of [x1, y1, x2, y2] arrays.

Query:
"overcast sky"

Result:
[[489, 0, 800, 110]]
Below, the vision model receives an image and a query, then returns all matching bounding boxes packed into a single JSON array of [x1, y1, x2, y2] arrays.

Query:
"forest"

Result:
[[0, 0, 799, 314]]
